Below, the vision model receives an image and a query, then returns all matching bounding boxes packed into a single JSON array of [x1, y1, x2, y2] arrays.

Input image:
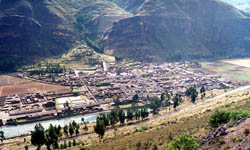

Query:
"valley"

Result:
[[1, 0, 250, 150], [0, 57, 250, 149]]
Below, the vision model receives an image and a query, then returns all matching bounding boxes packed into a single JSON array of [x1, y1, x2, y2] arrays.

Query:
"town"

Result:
[[0, 61, 248, 127]]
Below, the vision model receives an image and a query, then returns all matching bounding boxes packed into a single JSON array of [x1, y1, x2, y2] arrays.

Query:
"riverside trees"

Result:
[[0, 131, 4, 142]]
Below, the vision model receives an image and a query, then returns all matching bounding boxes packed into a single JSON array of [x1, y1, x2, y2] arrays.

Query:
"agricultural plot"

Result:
[[222, 58, 250, 68], [0, 82, 69, 96], [200, 59, 250, 81], [0, 75, 28, 86]]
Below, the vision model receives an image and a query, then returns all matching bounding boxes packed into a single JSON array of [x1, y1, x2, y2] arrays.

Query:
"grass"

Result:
[[119, 103, 145, 109], [119, 104, 132, 109], [233, 74, 250, 81]]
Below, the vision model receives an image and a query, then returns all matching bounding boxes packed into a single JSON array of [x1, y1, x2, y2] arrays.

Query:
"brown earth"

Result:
[[0, 82, 69, 96]]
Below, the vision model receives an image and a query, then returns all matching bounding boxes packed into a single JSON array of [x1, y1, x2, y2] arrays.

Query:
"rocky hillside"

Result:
[[202, 117, 250, 150], [103, 0, 250, 61], [1, 0, 250, 70]]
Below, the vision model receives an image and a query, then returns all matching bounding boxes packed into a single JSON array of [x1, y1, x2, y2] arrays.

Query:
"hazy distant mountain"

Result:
[[1, 0, 250, 69], [221, 0, 250, 13]]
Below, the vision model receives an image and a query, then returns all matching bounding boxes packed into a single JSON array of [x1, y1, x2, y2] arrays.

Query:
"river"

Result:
[[0, 113, 99, 138], [1, 84, 250, 138]]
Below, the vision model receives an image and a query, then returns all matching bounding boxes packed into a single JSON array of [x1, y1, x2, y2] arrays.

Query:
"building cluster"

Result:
[[0, 61, 247, 126]]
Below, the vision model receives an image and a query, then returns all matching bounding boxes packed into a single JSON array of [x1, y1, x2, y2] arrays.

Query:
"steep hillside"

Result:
[[1, 0, 250, 69], [75, 1, 132, 42], [0, 0, 78, 57], [103, 0, 250, 61], [0, 0, 131, 71]]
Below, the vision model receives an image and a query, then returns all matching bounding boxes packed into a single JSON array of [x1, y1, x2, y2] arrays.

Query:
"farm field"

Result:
[[0, 81, 69, 96], [0, 75, 28, 86], [222, 58, 250, 68], [200, 59, 250, 81]]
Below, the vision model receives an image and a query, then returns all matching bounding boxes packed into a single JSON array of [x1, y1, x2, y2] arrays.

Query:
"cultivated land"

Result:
[[0, 81, 69, 97], [200, 59, 250, 81], [222, 58, 250, 69], [0, 75, 28, 86]]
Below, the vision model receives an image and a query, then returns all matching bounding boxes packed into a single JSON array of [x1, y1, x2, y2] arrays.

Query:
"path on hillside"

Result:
[[27, 84, 250, 150]]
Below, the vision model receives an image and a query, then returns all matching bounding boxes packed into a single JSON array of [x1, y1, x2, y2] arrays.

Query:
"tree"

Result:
[[161, 91, 171, 107], [72, 120, 77, 129], [173, 96, 179, 110], [68, 141, 72, 147], [135, 109, 141, 120], [99, 113, 110, 127], [186, 87, 198, 103], [191, 89, 198, 103], [44, 124, 59, 150], [110, 110, 119, 127], [25, 145, 29, 150], [200, 86, 206, 100], [63, 125, 69, 136], [31, 124, 45, 150], [168, 134, 199, 150], [94, 118, 106, 141], [45, 132, 53, 150], [127, 109, 134, 121], [76, 124, 80, 136], [81, 118, 85, 123], [118, 109, 126, 124], [0, 131, 4, 142], [132, 94, 139, 103], [83, 121, 88, 132], [56, 125, 62, 138], [150, 101, 158, 115], [141, 108, 149, 120], [63, 140, 67, 149], [69, 123, 74, 137]]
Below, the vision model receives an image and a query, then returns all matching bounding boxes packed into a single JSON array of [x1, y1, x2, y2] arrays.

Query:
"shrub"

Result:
[[168, 134, 199, 150], [209, 110, 230, 128], [229, 109, 250, 122], [209, 109, 250, 128], [244, 129, 249, 136]]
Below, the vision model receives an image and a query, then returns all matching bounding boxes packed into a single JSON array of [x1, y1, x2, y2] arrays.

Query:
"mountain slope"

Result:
[[103, 0, 250, 61], [0, 0, 131, 71], [0, 0, 78, 57], [221, 0, 250, 13], [1, 0, 250, 69]]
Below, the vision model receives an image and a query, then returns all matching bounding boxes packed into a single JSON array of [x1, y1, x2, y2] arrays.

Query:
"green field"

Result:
[[200, 60, 250, 81], [119, 104, 132, 109]]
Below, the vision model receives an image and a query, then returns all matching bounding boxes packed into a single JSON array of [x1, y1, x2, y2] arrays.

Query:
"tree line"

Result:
[[94, 108, 149, 141], [31, 119, 88, 150]]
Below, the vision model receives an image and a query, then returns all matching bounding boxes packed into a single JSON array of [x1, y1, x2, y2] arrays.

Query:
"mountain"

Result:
[[0, 0, 131, 71], [221, 0, 250, 13], [103, 0, 250, 61], [1, 0, 250, 70]]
